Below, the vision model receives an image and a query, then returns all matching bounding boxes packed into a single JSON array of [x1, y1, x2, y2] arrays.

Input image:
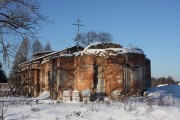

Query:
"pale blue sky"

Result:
[[38, 0, 180, 81]]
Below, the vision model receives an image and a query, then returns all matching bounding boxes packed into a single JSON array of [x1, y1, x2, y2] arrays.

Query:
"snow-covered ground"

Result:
[[1, 85, 180, 120]]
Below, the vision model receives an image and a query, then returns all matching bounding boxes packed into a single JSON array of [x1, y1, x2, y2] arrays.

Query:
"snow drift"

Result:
[[148, 84, 180, 98]]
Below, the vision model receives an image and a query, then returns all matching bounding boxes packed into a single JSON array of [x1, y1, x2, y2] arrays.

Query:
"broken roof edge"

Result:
[[18, 43, 147, 67], [18, 51, 59, 67], [33, 51, 56, 56], [84, 42, 122, 50], [19, 45, 84, 66], [83, 42, 145, 52], [50, 51, 81, 60], [123, 47, 144, 55]]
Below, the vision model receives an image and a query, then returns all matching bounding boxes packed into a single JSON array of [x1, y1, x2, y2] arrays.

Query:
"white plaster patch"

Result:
[[117, 79, 123, 83]]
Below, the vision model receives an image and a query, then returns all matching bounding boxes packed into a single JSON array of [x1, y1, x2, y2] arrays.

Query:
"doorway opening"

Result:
[[93, 62, 105, 97]]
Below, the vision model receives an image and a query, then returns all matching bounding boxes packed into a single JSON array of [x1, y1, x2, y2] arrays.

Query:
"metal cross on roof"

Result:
[[73, 18, 84, 35], [73, 18, 84, 45]]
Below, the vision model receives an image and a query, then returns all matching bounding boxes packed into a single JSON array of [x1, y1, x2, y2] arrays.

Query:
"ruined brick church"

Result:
[[19, 42, 151, 100]]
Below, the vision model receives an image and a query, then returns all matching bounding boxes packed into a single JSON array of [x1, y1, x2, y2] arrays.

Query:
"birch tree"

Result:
[[31, 39, 43, 54], [9, 37, 31, 94], [44, 41, 52, 51]]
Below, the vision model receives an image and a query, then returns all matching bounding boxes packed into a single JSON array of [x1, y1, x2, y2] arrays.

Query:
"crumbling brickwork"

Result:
[[19, 43, 151, 100]]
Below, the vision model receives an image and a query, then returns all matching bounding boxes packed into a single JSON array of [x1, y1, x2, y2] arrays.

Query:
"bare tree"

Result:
[[0, 98, 8, 120], [0, 0, 48, 62], [31, 39, 43, 54], [13, 37, 31, 66], [44, 41, 52, 51], [75, 31, 113, 47], [98, 31, 113, 43], [9, 37, 31, 95]]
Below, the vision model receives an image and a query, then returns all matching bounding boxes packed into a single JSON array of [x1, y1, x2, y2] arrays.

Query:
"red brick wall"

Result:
[[20, 51, 150, 99]]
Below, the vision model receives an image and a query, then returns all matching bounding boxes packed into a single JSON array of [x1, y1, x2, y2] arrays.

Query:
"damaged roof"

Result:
[[19, 42, 145, 66], [79, 42, 144, 56]]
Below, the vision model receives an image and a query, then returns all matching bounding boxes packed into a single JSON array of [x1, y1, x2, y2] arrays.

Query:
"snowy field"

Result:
[[1, 85, 180, 120]]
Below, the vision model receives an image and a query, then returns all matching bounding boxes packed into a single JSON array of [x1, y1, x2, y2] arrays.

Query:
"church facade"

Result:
[[19, 42, 151, 100]]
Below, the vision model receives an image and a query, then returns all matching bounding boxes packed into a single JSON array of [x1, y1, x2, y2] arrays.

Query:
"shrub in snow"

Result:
[[31, 105, 40, 115], [87, 102, 99, 112], [82, 97, 90, 102], [146, 97, 154, 112], [158, 95, 164, 106], [0, 98, 9, 120]]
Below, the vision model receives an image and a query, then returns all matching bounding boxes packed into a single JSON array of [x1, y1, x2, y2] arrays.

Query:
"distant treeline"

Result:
[[151, 76, 178, 87]]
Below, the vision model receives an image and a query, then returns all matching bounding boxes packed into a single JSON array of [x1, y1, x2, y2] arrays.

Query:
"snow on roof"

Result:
[[20, 42, 145, 66], [50, 42, 144, 57], [76, 42, 144, 56], [49, 51, 82, 60], [78, 44, 144, 56], [84, 42, 122, 50]]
